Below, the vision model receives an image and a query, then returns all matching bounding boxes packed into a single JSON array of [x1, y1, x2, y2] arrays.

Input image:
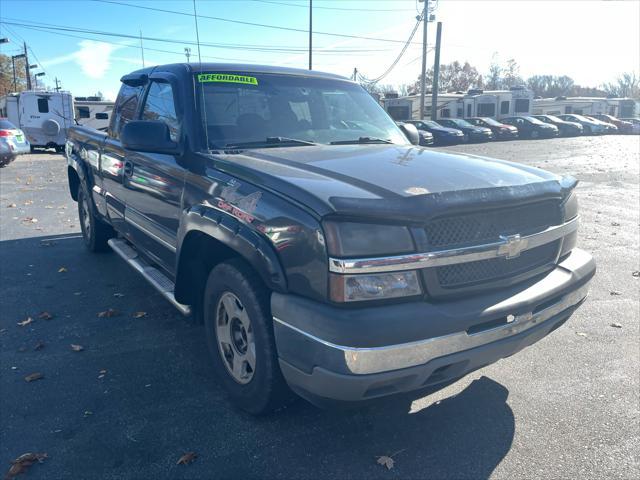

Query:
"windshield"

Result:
[[447, 119, 474, 128], [479, 117, 502, 126], [420, 120, 441, 128], [524, 116, 546, 125], [196, 72, 408, 149], [543, 115, 562, 122]]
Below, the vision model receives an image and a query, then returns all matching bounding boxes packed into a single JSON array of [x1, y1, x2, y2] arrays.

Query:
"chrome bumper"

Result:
[[275, 281, 588, 375]]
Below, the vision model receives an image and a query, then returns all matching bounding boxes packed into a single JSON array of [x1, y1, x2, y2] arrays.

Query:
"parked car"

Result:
[[557, 114, 606, 135], [405, 119, 464, 145], [66, 63, 595, 414], [436, 118, 493, 142], [0, 118, 30, 167], [500, 116, 559, 139], [589, 114, 633, 134], [620, 118, 640, 134], [583, 115, 618, 134], [467, 117, 518, 140], [532, 115, 583, 137], [396, 121, 433, 146]]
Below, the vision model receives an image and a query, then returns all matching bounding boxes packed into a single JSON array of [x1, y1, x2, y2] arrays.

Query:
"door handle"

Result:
[[123, 160, 134, 177]]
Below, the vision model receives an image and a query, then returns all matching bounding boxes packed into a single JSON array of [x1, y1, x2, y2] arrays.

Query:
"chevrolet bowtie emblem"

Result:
[[498, 234, 528, 259]]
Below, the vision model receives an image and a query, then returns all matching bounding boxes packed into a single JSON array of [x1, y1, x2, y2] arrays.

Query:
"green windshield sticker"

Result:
[[198, 73, 258, 85]]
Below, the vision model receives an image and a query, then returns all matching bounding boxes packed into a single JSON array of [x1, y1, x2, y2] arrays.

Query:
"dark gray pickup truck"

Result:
[[66, 63, 595, 414]]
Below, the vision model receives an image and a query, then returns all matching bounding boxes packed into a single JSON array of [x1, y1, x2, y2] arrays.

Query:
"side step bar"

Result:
[[108, 238, 191, 316]]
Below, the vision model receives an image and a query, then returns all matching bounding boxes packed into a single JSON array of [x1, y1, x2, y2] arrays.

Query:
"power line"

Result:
[[1, 18, 396, 54], [90, 0, 423, 45], [250, 0, 416, 12], [358, 15, 422, 84]]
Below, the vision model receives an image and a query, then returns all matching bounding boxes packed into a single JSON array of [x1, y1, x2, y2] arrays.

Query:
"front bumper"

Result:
[[272, 248, 595, 403]]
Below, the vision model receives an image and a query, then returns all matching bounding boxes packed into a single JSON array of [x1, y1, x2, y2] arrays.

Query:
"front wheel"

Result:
[[203, 259, 293, 414], [77, 183, 114, 252]]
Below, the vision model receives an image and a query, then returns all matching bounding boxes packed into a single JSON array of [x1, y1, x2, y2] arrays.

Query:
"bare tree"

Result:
[[485, 54, 502, 90], [602, 72, 639, 98]]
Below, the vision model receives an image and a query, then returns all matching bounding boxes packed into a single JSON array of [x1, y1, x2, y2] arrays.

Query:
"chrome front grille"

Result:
[[425, 200, 562, 249]]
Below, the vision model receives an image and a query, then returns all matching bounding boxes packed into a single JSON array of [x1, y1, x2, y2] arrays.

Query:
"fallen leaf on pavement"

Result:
[[58, 267, 67, 273], [5, 452, 47, 479], [610, 323, 623, 328], [33, 341, 45, 351], [177, 452, 197, 465], [23, 200, 34, 205], [610, 222, 620, 227], [38, 311, 54, 320], [133, 311, 147, 318], [576, 332, 588, 337], [97, 309, 120, 318], [7, 203, 16, 208], [70, 344, 84, 352], [376, 456, 395, 470], [24, 372, 44, 382], [609, 291, 621, 296], [633, 271, 640, 278], [17, 317, 33, 327], [22, 217, 38, 223]]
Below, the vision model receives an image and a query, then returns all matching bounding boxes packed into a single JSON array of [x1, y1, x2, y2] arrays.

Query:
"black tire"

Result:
[[203, 259, 293, 414], [77, 183, 114, 252]]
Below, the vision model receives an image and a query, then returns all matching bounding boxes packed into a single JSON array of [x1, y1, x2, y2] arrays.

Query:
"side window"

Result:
[[77, 106, 90, 119], [109, 83, 143, 140], [515, 99, 530, 113], [37, 98, 49, 113], [500, 101, 510, 114], [141, 81, 179, 141]]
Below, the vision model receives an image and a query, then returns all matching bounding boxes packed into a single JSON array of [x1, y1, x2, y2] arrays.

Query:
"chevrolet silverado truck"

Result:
[[66, 64, 595, 414]]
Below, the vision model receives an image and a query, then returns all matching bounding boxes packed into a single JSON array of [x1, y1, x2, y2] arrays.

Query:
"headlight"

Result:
[[329, 271, 422, 302], [323, 221, 414, 257], [562, 191, 578, 221]]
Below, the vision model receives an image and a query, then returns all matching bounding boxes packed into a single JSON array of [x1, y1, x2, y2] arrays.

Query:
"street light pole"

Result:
[[24, 42, 32, 90], [419, 0, 429, 119], [308, 0, 312, 70]]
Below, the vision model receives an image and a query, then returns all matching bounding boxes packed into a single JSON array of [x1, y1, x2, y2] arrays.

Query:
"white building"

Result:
[[382, 86, 534, 121]]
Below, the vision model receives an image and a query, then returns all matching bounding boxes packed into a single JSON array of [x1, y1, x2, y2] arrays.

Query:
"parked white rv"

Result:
[[382, 86, 534, 121], [0, 91, 73, 152], [74, 97, 114, 130], [532, 97, 638, 118]]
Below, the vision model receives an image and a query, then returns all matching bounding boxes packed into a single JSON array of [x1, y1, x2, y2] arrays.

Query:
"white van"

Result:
[[0, 91, 73, 152]]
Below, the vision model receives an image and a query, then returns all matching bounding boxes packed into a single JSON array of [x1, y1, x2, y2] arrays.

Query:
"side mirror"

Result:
[[398, 123, 420, 146], [121, 120, 181, 155], [95, 112, 109, 120]]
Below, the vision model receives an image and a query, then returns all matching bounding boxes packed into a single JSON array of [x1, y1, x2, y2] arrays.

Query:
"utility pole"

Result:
[[431, 22, 442, 121], [55, 77, 61, 92], [11, 56, 17, 91], [24, 42, 32, 90], [352, 67, 358, 81], [139, 30, 145, 67], [419, 0, 429, 119], [308, 0, 312, 70]]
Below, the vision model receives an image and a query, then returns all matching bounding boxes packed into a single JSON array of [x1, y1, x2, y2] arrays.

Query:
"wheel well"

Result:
[[174, 231, 242, 307], [68, 167, 80, 201]]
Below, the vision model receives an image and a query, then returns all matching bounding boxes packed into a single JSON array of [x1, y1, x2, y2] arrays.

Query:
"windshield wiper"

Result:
[[330, 137, 393, 145], [225, 137, 316, 149]]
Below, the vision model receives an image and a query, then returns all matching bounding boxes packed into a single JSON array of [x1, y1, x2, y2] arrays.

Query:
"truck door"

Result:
[[123, 78, 184, 275], [100, 83, 144, 237]]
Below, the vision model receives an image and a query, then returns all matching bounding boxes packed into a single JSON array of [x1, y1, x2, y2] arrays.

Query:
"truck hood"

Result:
[[211, 144, 575, 220]]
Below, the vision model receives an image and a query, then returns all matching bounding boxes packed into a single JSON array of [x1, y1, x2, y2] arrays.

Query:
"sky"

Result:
[[1, 0, 638, 100]]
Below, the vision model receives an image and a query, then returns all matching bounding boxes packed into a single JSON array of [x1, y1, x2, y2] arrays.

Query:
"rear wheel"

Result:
[[77, 183, 114, 252], [203, 259, 293, 414]]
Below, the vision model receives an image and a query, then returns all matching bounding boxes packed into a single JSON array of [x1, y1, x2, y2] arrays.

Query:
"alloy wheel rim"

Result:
[[80, 194, 91, 240], [215, 291, 256, 384]]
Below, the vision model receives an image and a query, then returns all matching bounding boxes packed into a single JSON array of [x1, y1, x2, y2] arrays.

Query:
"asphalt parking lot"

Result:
[[1, 136, 638, 479]]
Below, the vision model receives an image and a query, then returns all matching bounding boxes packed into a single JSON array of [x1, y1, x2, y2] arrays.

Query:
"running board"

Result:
[[108, 238, 191, 316]]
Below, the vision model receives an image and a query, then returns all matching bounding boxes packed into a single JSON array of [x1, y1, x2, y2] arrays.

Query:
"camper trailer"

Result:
[[74, 97, 114, 130], [532, 97, 638, 117], [0, 91, 73, 152]]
